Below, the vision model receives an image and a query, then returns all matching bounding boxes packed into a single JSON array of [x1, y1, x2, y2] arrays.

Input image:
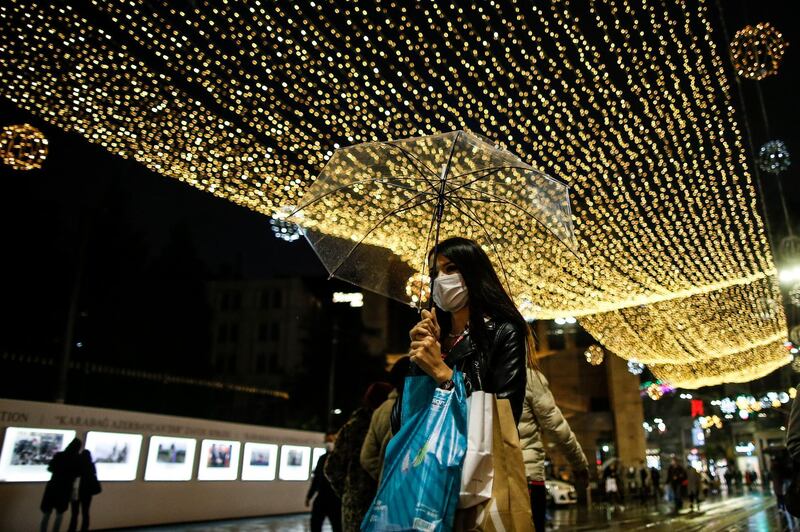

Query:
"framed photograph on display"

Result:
[[84, 431, 143, 481], [0, 427, 78, 482], [241, 443, 278, 481], [197, 439, 241, 481], [278, 445, 311, 481], [312, 447, 326, 471], [143, 436, 196, 481]]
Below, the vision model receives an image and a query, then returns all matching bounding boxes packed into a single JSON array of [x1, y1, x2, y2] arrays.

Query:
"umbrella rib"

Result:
[[327, 193, 436, 279], [380, 143, 440, 192], [440, 194, 515, 297], [450, 164, 570, 187], [290, 176, 437, 216], [451, 183, 577, 255]]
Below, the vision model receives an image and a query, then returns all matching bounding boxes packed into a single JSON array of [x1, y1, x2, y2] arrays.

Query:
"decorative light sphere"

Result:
[[269, 205, 303, 242], [730, 23, 789, 80], [405, 273, 431, 308], [790, 325, 800, 345], [781, 236, 800, 263], [0, 123, 48, 170], [584, 344, 605, 366], [758, 140, 791, 175], [790, 285, 800, 308], [646, 383, 663, 400], [627, 359, 645, 375]]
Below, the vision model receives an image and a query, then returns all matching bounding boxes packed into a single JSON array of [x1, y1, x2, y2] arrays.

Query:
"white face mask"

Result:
[[432, 272, 469, 312]]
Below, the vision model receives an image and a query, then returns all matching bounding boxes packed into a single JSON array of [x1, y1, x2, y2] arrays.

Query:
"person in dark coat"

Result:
[[650, 466, 661, 501], [40, 438, 82, 532], [67, 449, 101, 532], [307, 435, 342, 532], [666, 457, 687, 513], [325, 382, 392, 532]]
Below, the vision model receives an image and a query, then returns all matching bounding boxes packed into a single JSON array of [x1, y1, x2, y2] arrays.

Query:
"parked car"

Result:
[[546, 479, 578, 506]]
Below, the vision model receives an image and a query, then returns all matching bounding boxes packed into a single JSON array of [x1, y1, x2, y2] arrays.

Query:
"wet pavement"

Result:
[[122, 492, 798, 531]]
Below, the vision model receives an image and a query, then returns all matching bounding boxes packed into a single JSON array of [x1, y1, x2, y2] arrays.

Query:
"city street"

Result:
[[126, 493, 794, 532]]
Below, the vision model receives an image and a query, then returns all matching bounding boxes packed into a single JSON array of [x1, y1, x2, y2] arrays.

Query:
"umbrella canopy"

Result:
[[290, 130, 577, 308]]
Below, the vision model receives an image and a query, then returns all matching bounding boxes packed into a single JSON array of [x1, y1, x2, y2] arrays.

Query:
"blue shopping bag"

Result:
[[361, 370, 468, 531]]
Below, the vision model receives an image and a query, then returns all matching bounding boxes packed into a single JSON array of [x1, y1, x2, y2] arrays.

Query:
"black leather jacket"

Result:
[[391, 319, 527, 434]]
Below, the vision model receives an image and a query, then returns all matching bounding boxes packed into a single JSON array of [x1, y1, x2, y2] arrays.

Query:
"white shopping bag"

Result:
[[458, 391, 494, 508]]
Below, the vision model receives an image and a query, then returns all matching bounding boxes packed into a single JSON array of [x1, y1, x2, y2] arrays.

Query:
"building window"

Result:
[[220, 292, 230, 311], [260, 289, 270, 309], [271, 322, 280, 342], [273, 289, 282, 308], [231, 291, 242, 310], [229, 323, 239, 343], [269, 352, 279, 372], [258, 322, 268, 342], [227, 355, 237, 372], [217, 323, 228, 343], [215, 356, 225, 373], [256, 352, 267, 373]]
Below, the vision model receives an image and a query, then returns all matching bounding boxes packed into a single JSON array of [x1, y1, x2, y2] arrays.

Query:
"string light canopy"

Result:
[[0, 0, 787, 388], [0, 123, 48, 170], [729, 23, 789, 80]]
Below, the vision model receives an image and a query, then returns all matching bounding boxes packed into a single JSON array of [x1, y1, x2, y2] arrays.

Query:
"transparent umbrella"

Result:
[[289, 130, 577, 309]]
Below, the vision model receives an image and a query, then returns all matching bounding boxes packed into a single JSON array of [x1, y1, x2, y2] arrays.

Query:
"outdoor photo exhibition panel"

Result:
[[241, 442, 279, 481], [278, 444, 311, 481], [0, 427, 77, 482], [144, 435, 197, 481], [84, 431, 143, 482], [312, 447, 326, 471], [197, 439, 241, 481]]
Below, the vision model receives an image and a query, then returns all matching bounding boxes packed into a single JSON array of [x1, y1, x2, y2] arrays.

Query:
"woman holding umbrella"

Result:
[[396, 236, 528, 428]]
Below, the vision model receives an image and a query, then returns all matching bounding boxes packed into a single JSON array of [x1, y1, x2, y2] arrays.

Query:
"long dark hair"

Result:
[[430, 237, 535, 365]]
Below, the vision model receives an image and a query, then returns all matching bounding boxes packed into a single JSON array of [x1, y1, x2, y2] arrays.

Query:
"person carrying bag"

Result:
[[361, 370, 468, 531]]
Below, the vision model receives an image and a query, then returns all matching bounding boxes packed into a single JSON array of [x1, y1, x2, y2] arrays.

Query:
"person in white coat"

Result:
[[518, 369, 588, 531]]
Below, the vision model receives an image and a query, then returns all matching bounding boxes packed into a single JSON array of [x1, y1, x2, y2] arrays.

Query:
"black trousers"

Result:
[[310, 499, 342, 532], [528, 482, 547, 532], [66, 497, 91, 532]]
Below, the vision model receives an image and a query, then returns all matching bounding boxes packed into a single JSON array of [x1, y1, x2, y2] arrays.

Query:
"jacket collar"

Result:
[[445, 331, 477, 365]]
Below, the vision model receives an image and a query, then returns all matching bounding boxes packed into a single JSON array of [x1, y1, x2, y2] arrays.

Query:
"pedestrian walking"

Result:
[[637, 461, 650, 505], [686, 466, 700, 512], [650, 466, 662, 502], [360, 357, 411, 482], [770, 450, 792, 510], [604, 462, 623, 510], [325, 382, 392, 532], [518, 368, 588, 532], [67, 449, 101, 532], [40, 438, 82, 532], [391, 237, 533, 530], [307, 435, 342, 532], [666, 457, 687, 513]]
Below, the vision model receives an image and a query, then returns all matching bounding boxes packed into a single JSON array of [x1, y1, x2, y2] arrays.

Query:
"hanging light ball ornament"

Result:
[[730, 23, 789, 80], [780, 236, 800, 263], [627, 359, 645, 375], [584, 344, 605, 366], [790, 325, 800, 345], [405, 273, 431, 307], [646, 383, 664, 400], [269, 205, 303, 242], [790, 285, 800, 308], [758, 140, 791, 175], [0, 123, 48, 170]]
